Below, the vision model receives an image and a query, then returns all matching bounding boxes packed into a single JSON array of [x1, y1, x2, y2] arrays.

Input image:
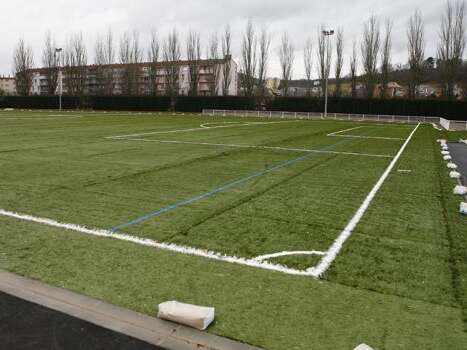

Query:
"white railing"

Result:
[[203, 109, 441, 126]]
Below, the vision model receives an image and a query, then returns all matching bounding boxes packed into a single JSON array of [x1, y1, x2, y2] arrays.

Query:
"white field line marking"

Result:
[[108, 120, 301, 139], [254, 250, 326, 262], [327, 125, 406, 140], [200, 121, 245, 128], [0, 209, 319, 277], [329, 134, 405, 141], [308, 123, 421, 277], [327, 126, 365, 136], [109, 137, 394, 159]]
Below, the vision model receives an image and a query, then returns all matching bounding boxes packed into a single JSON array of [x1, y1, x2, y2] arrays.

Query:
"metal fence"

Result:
[[203, 109, 442, 126], [440, 118, 467, 131]]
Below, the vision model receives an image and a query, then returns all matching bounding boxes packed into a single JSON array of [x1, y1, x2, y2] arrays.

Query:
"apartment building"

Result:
[[29, 56, 238, 96], [0, 75, 16, 95]]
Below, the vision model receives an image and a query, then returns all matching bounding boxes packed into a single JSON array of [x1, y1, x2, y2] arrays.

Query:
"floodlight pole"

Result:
[[55, 48, 63, 111], [322, 30, 334, 119]]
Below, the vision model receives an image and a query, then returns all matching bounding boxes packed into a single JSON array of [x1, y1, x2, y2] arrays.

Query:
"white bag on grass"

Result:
[[450, 171, 461, 179], [157, 301, 215, 330], [453, 185, 467, 195], [442, 145, 449, 150], [447, 162, 458, 169], [460, 202, 467, 215], [441, 151, 450, 155], [437, 139, 447, 144], [354, 344, 375, 350], [444, 155, 452, 161]]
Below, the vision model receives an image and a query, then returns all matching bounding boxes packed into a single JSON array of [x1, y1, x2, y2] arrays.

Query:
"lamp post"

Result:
[[322, 30, 334, 119], [55, 48, 63, 110]]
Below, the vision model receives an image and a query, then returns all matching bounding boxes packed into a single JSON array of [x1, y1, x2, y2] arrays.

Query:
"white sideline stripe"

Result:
[[254, 250, 326, 261], [109, 137, 394, 158], [0, 209, 320, 277], [109, 120, 301, 139], [308, 123, 421, 277]]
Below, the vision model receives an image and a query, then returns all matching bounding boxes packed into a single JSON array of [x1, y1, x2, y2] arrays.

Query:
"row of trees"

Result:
[[13, 27, 233, 97], [13, 0, 467, 100]]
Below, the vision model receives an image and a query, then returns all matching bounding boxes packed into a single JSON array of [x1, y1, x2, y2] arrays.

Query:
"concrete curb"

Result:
[[0, 270, 263, 350]]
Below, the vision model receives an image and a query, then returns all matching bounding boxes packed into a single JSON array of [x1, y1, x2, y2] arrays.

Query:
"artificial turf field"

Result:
[[0, 110, 466, 349]]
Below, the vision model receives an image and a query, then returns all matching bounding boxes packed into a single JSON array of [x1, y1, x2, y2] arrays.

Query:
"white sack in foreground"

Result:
[[444, 155, 452, 161], [158, 301, 215, 330], [442, 145, 449, 151], [354, 344, 375, 350], [460, 202, 467, 215], [441, 151, 450, 155], [447, 162, 458, 169], [450, 171, 461, 179], [454, 185, 467, 195]]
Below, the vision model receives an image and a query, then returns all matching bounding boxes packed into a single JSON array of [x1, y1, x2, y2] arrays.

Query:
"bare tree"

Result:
[[118, 30, 142, 95], [361, 15, 380, 98], [186, 30, 201, 96], [148, 30, 160, 95], [208, 32, 221, 95], [104, 28, 115, 65], [304, 37, 313, 97], [350, 40, 358, 98], [257, 27, 271, 100], [437, 0, 466, 99], [101, 28, 115, 95], [163, 29, 182, 99], [119, 31, 132, 95], [64, 33, 87, 96], [221, 25, 232, 96], [279, 32, 294, 96], [380, 19, 393, 98], [13, 38, 34, 96], [93, 35, 106, 95], [42, 32, 59, 95], [317, 26, 332, 98], [334, 28, 344, 97], [407, 10, 425, 99], [240, 20, 257, 97]]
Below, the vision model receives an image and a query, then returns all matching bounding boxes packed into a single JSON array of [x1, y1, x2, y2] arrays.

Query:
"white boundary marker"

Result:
[[0, 209, 320, 277], [308, 123, 420, 277], [109, 137, 394, 159]]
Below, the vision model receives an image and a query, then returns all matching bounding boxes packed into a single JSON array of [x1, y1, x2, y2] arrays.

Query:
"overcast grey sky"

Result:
[[0, 1, 450, 78]]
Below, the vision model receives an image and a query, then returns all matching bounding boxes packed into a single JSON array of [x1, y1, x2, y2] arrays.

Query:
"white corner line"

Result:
[[309, 123, 421, 278], [0, 209, 318, 277]]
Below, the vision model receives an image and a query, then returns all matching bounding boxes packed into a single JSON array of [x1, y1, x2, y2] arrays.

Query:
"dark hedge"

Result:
[[0, 95, 466, 120]]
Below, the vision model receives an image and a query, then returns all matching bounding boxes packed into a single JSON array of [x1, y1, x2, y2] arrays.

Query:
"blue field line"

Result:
[[110, 137, 354, 232]]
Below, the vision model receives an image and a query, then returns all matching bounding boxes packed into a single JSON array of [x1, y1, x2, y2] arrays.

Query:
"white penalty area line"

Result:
[[107, 137, 394, 159], [308, 123, 421, 278], [0, 209, 321, 277], [327, 125, 406, 140], [108, 120, 301, 139]]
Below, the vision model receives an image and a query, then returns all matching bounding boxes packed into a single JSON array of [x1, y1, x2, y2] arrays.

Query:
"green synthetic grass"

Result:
[[0, 110, 466, 349]]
